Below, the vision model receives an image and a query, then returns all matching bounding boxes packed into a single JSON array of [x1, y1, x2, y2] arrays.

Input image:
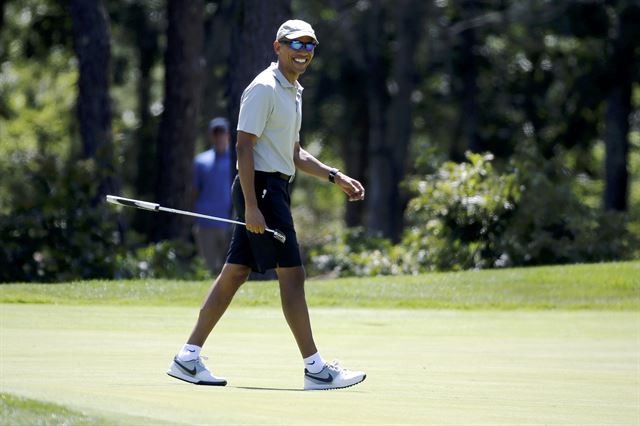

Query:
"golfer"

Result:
[[167, 19, 366, 390]]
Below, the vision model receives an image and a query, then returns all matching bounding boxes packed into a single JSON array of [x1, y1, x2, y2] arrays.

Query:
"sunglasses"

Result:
[[279, 39, 317, 52]]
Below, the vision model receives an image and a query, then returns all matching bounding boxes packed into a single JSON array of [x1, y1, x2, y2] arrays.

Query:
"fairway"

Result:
[[1, 303, 638, 425]]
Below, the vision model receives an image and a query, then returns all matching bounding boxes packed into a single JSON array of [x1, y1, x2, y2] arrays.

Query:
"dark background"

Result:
[[0, 0, 638, 282]]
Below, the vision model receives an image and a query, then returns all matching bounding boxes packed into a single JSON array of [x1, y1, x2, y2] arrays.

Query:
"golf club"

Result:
[[106, 195, 286, 244]]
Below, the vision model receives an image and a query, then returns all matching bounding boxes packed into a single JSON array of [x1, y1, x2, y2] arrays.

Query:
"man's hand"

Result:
[[336, 173, 365, 202], [245, 205, 267, 233]]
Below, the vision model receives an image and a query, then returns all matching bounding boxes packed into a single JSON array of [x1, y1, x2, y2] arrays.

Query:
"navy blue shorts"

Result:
[[225, 172, 302, 273]]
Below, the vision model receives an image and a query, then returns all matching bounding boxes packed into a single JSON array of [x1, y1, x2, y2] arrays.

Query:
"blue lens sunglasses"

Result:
[[279, 39, 317, 52]]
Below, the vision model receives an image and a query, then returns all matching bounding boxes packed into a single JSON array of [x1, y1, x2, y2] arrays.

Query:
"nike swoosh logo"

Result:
[[305, 371, 333, 383], [187, 349, 195, 352], [307, 361, 316, 365], [174, 358, 197, 376]]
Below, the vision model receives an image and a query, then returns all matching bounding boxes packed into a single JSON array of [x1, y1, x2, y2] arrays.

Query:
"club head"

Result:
[[106, 195, 159, 211], [272, 229, 286, 244]]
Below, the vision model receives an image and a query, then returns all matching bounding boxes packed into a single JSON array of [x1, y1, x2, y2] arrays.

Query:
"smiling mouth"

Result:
[[293, 58, 308, 64]]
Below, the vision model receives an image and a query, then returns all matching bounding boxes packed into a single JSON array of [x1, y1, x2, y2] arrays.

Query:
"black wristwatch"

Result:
[[328, 168, 339, 184]]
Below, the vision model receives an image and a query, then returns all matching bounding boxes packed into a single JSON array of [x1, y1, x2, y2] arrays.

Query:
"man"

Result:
[[192, 117, 232, 275], [168, 19, 366, 390]]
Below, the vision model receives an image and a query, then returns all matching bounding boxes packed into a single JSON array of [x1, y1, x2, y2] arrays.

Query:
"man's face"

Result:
[[210, 128, 229, 153], [274, 36, 316, 76]]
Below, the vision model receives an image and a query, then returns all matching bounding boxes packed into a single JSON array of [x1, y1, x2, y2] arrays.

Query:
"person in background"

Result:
[[192, 117, 233, 275]]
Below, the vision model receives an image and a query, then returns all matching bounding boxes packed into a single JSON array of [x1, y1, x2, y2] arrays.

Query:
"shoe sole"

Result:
[[166, 366, 227, 386], [304, 374, 366, 391]]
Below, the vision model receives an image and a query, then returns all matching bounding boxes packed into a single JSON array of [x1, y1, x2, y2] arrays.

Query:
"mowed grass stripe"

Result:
[[1, 261, 638, 310]]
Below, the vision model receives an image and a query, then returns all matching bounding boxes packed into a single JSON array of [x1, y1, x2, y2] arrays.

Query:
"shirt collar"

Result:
[[272, 62, 304, 92]]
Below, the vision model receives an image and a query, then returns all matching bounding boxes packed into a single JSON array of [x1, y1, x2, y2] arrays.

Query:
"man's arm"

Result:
[[237, 131, 267, 233], [293, 142, 365, 202]]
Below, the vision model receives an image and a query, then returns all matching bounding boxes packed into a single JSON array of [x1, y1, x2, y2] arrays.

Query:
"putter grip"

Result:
[[106, 195, 159, 211]]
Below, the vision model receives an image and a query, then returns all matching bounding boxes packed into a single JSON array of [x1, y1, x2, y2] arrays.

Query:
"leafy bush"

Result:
[[307, 149, 637, 277], [494, 150, 637, 266], [306, 227, 405, 277], [0, 153, 208, 282], [115, 239, 209, 280], [403, 149, 637, 272], [0, 155, 121, 282], [404, 152, 520, 271]]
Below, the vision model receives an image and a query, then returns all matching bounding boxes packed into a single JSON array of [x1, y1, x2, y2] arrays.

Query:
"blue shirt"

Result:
[[193, 149, 232, 228]]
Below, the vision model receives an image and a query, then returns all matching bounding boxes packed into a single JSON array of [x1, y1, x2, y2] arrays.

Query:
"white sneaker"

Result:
[[304, 360, 366, 390], [167, 355, 227, 386]]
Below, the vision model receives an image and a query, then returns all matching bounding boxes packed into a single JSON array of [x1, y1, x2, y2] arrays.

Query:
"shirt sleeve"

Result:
[[237, 83, 273, 137], [193, 159, 201, 192]]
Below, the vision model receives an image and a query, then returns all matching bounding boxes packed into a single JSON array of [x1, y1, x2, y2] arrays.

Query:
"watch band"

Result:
[[328, 168, 339, 184]]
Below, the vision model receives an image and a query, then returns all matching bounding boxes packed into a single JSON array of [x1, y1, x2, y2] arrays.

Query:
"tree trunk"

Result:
[[0, 0, 5, 35], [344, 100, 369, 228], [126, 2, 161, 239], [450, 0, 481, 161], [363, 2, 389, 237], [366, 0, 424, 241], [69, 0, 116, 199], [227, 0, 291, 170], [131, 2, 159, 199], [154, 0, 205, 240], [603, 4, 638, 211], [201, 0, 233, 136]]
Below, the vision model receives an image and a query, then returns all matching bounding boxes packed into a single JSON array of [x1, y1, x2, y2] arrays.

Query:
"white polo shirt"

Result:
[[237, 62, 303, 176]]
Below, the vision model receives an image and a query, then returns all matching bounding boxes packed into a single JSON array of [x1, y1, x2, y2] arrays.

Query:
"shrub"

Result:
[[404, 152, 520, 271], [403, 149, 637, 272], [308, 149, 637, 278], [306, 227, 405, 277], [115, 239, 209, 280], [0, 155, 121, 282]]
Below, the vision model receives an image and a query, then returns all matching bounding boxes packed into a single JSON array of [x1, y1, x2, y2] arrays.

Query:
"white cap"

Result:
[[208, 117, 229, 132], [276, 19, 318, 44]]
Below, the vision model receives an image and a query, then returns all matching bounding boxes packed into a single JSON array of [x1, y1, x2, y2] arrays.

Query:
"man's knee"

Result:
[[277, 266, 306, 296], [221, 263, 251, 289]]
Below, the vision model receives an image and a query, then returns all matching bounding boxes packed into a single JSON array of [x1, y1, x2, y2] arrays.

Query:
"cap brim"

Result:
[[283, 31, 318, 43]]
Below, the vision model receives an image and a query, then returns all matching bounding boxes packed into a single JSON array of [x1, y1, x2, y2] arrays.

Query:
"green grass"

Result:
[[1, 262, 639, 425], [1, 261, 639, 310], [0, 393, 109, 426], [1, 304, 639, 425]]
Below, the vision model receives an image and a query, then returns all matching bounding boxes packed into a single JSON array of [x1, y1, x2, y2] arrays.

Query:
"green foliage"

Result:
[[1, 1, 637, 282], [116, 239, 209, 280], [404, 152, 520, 271], [306, 227, 403, 277], [403, 150, 638, 272], [498, 150, 637, 265], [0, 155, 121, 282], [308, 150, 637, 277]]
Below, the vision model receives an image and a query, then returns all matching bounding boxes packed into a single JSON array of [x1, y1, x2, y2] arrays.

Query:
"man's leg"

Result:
[[167, 263, 250, 386], [277, 265, 367, 390], [187, 263, 251, 346], [276, 266, 317, 357]]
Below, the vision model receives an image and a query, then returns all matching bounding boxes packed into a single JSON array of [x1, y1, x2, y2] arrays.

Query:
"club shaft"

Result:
[[158, 206, 278, 235], [105, 195, 279, 237]]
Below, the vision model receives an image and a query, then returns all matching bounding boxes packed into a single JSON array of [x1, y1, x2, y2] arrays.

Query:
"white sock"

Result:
[[177, 344, 201, 361], [303, 351, 326, 374]]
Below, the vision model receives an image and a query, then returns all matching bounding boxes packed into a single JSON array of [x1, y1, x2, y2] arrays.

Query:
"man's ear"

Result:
[[273, 40, 280, 55]]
